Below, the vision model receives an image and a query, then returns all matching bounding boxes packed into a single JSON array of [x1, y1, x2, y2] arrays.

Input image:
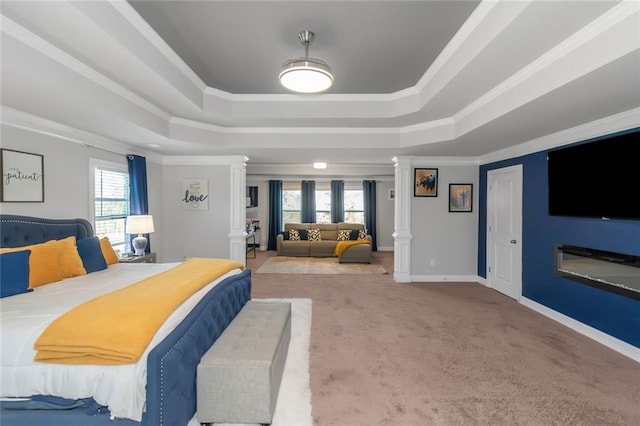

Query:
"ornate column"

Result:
[[228, 156, 249, 266], [392, 156, 413, 282]]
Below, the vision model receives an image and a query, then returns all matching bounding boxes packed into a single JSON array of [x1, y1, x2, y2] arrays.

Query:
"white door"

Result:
[[487, 165, 523, 300]]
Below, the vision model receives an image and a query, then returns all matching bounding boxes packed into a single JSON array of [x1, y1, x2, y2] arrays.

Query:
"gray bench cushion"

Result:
[[197, 301, 291, 424]]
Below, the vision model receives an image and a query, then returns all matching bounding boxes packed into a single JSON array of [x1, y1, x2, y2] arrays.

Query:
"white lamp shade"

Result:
[[126, 215, 154, 234]]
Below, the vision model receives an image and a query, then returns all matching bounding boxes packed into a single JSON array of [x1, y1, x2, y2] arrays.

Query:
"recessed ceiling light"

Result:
[[313, 162, 327, 169], [147, 143, 161, 148]]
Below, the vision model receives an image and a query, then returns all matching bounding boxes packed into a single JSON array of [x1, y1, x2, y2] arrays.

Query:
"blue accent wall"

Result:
[[478, 130, 640, 348]]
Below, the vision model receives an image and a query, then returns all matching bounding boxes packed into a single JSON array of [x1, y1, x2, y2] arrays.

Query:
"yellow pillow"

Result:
[[99, 237, 119, 265], [0, 240, 63, 288], [57, 236, 87, 278]]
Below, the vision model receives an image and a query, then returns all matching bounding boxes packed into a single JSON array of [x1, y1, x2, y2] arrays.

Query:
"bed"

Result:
[[0, 214, 252, 425]]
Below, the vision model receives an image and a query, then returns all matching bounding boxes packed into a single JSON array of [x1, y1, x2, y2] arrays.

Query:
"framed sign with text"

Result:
[[1, 149, 44, 202], [181, 178, 209, 210]]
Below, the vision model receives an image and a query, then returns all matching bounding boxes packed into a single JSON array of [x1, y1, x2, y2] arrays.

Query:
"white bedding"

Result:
[[0, 262, 241, 421]]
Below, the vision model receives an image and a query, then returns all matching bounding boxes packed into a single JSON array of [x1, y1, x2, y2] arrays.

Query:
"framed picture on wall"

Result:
[[449, 183, 473, 212], [414, 168, 438, 197], [181, 178, 209, 210], [0, 149, 44, 202]]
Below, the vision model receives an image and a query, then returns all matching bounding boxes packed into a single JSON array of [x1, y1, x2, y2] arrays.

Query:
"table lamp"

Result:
[[126, 214, 154, 256]]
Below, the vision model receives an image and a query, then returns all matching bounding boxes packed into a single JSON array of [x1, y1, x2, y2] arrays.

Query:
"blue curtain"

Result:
[[331, 180, 344, 223], [267, 180, 283, 251], [127, 154, 150, 253], [301, 180, 316, 223], [363, 180, 377, 251]]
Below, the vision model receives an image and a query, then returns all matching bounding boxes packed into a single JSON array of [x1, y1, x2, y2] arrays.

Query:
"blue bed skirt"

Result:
[[1, 269, 252, 426]]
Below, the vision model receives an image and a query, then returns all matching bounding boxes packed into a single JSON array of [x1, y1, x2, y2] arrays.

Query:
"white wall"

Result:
[[1, 125, 98, 218], [2, 124, 476, 278], [0, 124, 165, 253], [410, 164, 478, 278], [376, 180, 395, 250], [161, 164, 232, 262]]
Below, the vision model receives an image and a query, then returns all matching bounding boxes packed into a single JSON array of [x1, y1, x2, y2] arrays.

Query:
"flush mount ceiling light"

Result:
[[313, 162, 327, 169], [279, 30, 333, 93]]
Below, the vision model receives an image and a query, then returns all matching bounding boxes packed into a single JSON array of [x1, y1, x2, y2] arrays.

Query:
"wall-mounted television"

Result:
[[547, 129, 639, 220]]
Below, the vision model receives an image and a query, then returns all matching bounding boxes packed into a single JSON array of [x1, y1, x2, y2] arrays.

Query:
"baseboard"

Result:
[[411, 275, 478, 282], [377, 246, 394, 252], [520, 297, 639, 363]]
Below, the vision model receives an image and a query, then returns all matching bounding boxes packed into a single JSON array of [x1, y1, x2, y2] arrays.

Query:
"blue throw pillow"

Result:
[[281, 232, 289, 241], [0, 250, 32, 298], [349, 229, 359, 240], [77, 237, 108, 273], [298, 229, 308, 240]]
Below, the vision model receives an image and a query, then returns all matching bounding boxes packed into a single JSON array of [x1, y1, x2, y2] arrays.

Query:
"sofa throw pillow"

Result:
[[308, 228, 322, 242], [358, 229, 368, 240], [288, 229, 301, 241], [337, 229, 351, 241], [281, 231, 289, 241], [349, 229, 360, 240]]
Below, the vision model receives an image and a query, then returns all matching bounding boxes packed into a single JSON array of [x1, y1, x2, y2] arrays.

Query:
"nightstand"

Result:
[[119, 252, 157, 264]]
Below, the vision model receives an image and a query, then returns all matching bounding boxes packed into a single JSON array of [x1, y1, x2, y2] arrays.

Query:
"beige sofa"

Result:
[[276, 222, 372, 263]]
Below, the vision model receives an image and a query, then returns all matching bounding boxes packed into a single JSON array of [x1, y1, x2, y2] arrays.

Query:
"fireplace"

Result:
[[554, 244, 640, 300]]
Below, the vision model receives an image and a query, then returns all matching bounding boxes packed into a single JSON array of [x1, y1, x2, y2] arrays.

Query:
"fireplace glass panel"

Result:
[[554, 244, 640, 300]]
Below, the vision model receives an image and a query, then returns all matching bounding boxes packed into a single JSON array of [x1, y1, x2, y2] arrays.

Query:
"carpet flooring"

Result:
[[255, 256, 388, 275], [188, 298, 313, 426], [248, 250, 640, 426]]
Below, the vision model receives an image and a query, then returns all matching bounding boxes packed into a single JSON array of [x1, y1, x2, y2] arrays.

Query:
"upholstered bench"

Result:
[[197, 301, 291, 425]]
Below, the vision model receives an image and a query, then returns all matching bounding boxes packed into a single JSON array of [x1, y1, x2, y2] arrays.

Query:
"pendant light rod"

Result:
[[299, 30, 314, 59]]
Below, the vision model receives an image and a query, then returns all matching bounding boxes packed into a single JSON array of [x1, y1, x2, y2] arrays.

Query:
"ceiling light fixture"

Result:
[[279, 30, 333, 93], [313, 162, 327, 169]]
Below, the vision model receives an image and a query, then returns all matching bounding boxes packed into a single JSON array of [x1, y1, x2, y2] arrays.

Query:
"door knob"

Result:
[[510, 239, 517, 244]]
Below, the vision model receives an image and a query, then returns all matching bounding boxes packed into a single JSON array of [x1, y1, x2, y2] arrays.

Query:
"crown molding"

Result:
[[0, 107, 162, 164], [479, 108, 640, 165], [454, 1, 639, 139], [161, 155, 249, 166], [411, 156, 480, 166], [1, 15, 171, 121]]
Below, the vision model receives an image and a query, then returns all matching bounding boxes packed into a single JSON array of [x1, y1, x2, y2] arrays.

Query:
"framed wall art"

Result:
[[181, 178, 209, 210], [449, 183, 473, 212], [0, 149, 44, 202], [388, 189, 395, 200], [414, 168, 438, 197]]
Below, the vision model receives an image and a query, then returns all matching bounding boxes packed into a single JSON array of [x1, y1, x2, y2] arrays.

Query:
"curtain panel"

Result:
[[363, 180, 377, 251], [127, 154, 150, 253], [301, 180, 316, 223], [330, 180, 344, 223], [267, 180, 283, 251]]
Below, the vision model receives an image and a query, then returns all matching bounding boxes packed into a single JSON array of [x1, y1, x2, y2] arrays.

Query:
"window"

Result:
[[281, 182, 364, 225], [344, 189, 364, 224], [91, 159, 129, 252], [282, 182, 301, 224], [315, 184, 331, 224]]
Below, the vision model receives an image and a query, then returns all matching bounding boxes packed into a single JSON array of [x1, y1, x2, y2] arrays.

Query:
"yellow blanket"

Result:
[[34, 258, 244, 365], [334, 240, 371, 257]]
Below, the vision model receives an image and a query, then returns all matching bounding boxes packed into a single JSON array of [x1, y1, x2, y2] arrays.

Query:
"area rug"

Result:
[[188, 298, 313, 426], [256, 256, 388, 275]]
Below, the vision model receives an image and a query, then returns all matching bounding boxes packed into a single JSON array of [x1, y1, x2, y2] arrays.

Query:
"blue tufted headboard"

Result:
[[0, 215, 94, 248]]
